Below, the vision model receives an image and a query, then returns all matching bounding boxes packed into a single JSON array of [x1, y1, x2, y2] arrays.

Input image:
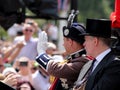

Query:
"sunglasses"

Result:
[[25, 29, 33, 32]]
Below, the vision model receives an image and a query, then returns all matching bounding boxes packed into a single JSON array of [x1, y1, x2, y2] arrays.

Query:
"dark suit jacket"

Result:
[[85, 51, 120, 90]]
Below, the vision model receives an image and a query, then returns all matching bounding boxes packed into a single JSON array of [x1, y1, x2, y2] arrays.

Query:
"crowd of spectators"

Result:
[[0, 18, 63, 90], [1, 17, 120, 90]]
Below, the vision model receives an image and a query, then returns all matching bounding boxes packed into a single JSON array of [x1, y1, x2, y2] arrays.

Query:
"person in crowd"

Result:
[[0, 73, 17, 90], [1, 67, 21, 89], [0, 40, 25, 64], [25, 18, 42, 36], [74, 19, 120, 90], [36, 23, 89, 89], [32, 65, 51, 90], [13, 23, 38, 61], [44, 22, 59, 45], [46, 42, 64, 62], [14, 57, 33, 84], [7, 23, 23, 41], [3, 41, 25, 63], [16, 81, 35, 90], [46, 42, 57, 56]]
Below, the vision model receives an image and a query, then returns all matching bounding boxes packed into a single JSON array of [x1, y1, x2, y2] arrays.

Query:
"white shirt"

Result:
[[92, 48, 111, 72], [32, 70, 50, 90], [48, 25, 58, 40], [14, 36, 38, 60]]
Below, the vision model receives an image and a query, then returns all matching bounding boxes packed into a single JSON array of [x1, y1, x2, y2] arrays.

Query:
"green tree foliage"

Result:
[[0, 26, 8, 40], [0, 0, 115, 38], [77, 0, 114, 24], [109, 0, 115, 10]]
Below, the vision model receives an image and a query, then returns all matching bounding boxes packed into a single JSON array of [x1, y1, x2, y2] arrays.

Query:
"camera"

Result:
[[19, 61, 28, 66]]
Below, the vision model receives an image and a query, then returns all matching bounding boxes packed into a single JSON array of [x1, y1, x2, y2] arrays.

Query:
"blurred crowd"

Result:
[[1, 17, 120, 90], [0, 18, 65, 90]]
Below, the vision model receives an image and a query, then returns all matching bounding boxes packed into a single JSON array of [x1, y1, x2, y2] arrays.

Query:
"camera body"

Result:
[[19, 61, 28, 66]]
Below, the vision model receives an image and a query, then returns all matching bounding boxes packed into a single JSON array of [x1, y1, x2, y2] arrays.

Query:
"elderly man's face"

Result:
[[23, 28, 34, 35], [83, 36, 95, 56], [22, 24, 35, 38]]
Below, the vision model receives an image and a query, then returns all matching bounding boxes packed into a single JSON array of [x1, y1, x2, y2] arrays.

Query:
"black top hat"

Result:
[[80, 19, 112, 38], [63, 23, 86, 44]]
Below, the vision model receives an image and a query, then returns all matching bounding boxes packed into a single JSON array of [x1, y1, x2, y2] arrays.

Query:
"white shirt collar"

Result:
[[96, 48, 111, 62], [92, 48, 111, 72]]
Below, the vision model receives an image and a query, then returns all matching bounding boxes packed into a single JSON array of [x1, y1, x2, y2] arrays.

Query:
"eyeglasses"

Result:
[[25, 29, 33, 32]]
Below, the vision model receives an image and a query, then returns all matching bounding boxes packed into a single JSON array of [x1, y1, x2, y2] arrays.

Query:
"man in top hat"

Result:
[[75, 18, 120, 90], [36, 23, 89, 89]]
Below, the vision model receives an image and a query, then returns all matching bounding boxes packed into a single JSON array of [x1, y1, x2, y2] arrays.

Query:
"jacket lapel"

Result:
[[85, 51, 115, 90], [75, 60, 93, 84]]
